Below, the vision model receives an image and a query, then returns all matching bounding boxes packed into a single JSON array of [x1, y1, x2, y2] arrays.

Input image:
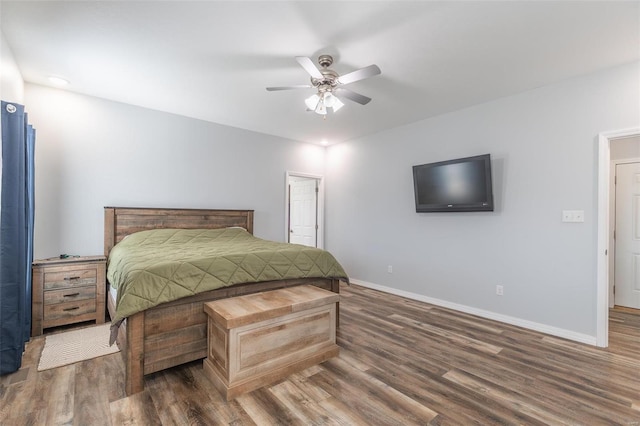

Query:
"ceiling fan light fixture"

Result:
[[305, 91, 343, 115], [305, 94, 320, 110], [325, 93, 344, 112], [323, 92, 335, 107], [315, 97, 327, 115]]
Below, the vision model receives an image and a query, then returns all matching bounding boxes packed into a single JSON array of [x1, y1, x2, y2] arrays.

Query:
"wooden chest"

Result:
[[203, 285, 339, 400], [31, 256, 106, 336]]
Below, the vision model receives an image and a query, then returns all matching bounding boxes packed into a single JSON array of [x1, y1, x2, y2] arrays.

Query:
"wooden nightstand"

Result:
[[31, 255, 106, 336]]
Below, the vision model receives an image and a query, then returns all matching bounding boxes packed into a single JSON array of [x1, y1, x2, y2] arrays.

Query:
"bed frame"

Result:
[[104, 207, 341, 395]]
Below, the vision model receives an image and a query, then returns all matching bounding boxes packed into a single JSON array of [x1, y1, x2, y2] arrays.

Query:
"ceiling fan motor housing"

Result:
[[311, 55, 339, 90]]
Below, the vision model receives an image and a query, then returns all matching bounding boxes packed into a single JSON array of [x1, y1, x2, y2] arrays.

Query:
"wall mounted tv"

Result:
[[413, 153, 494, 212]]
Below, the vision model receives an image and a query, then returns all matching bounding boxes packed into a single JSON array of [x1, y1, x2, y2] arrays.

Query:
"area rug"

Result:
[[38, 323, 119, 371]]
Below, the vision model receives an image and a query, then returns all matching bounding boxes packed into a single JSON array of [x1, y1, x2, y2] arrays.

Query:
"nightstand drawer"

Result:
[[44, 268, 97, 290], [44, 286, 96, 305], [44, 298, 96, 322]]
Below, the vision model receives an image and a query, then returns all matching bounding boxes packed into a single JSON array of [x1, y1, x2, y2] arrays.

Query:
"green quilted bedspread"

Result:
[[107, 227, 348, 322]]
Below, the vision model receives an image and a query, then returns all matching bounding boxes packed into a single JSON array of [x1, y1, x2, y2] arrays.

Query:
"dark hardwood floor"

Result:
[[2, 284, 640, 425]]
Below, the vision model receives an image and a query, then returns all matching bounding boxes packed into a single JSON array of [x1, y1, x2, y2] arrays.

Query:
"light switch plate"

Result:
[[562, 210, 585, 223]]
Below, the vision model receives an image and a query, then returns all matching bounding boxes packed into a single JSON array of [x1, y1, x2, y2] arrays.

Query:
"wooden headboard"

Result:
[[104, 207, 254, 256]]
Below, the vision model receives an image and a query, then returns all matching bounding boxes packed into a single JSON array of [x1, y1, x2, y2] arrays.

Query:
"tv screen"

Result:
[[413, 154, 494, 212]]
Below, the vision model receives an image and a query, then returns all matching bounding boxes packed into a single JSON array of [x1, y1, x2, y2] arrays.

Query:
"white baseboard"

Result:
[[350, 279, 597, 346]]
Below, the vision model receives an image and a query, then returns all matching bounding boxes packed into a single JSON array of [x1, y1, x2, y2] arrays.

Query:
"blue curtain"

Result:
[[0, 101, 35, 375]]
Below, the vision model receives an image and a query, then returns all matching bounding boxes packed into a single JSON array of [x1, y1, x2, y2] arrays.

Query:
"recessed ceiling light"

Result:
[[48, 76, 69, 86]]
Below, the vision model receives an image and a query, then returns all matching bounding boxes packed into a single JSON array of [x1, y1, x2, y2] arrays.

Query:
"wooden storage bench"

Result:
[[203, 285, 340, 400]]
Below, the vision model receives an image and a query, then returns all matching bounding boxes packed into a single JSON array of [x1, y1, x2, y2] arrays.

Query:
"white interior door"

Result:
[[614, 162, 640, 309], [289, 178, 317, 247]]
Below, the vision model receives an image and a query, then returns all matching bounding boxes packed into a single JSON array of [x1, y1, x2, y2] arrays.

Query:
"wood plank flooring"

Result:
[[2, 283, 640, 425]]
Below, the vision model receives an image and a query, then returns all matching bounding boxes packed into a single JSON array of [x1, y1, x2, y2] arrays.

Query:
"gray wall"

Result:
[[326, 61, 639, 338], [25, 84, 326, 259]]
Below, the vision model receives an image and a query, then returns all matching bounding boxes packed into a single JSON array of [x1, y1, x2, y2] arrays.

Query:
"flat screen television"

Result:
[[413, 154, 494, 212]]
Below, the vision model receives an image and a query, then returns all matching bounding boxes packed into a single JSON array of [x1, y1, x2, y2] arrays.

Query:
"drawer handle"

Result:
[[63, 307, 80, 312], [63, 293, 80, 298], [64, 276, 81, 281]]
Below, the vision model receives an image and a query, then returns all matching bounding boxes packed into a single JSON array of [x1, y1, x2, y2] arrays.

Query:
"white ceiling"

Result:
[[1, 1, 638, 145]]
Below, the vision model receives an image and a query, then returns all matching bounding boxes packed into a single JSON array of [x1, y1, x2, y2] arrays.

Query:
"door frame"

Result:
[[285, 171, 324, 249], [609, 157, 640, 309], [597, 127, 640, 347]]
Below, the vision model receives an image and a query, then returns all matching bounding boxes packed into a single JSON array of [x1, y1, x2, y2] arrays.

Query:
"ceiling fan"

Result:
[[266, 55, 381, 116]]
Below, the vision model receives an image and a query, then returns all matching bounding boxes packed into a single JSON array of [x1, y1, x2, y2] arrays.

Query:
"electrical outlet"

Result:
[[496, 285, 504, 296], [387, 265, 393, 273]]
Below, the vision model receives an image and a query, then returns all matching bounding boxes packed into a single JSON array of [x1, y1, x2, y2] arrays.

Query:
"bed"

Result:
[[104, 207, 345, 395]]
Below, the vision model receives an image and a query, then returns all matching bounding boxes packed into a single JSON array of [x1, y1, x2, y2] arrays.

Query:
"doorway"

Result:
[[611, 157, 640, 310], [285, 172, 324, 249], [597, 128, 640, 347]]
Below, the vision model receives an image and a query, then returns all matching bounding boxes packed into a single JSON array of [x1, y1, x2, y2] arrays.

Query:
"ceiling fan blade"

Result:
[[295, 56, 324, 79], [337, 64, 381, 85], [335, 88, 372, 105], [266, 85, 312, 91]]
